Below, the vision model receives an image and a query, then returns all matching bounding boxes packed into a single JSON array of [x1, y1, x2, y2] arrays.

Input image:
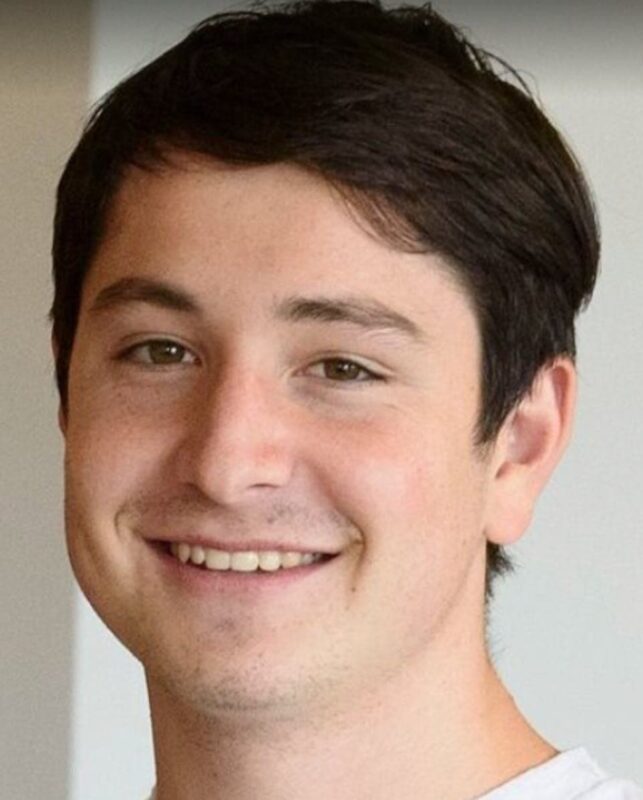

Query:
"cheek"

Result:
[[315, 408, 486, 587], [318, 408, 473, 527], [64, 377, 174, 519], [313, 412, 487, 658]]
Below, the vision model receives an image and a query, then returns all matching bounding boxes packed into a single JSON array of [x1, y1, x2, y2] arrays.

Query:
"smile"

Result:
[[168, 543, 330, 573]]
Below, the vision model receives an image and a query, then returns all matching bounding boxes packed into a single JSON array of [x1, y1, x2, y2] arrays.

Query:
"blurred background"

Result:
[[1, 1, 641, 798]]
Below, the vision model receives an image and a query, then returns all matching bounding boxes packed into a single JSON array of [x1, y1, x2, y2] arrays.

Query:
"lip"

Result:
[[150, 540, 341, 596]]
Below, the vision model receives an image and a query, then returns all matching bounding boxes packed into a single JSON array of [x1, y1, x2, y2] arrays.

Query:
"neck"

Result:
[[147, 597, 556, 800]]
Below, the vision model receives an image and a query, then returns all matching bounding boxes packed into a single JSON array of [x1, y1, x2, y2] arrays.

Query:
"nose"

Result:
[[172, 362, 297, 506]]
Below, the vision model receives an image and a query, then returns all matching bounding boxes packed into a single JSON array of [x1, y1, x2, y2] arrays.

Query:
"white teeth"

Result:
[[230, 551, 259, 572], [281, 551, 304, 568], [204, 549, 231, 570], [168, 542, 327, 572], [257, 551, 282, 572]]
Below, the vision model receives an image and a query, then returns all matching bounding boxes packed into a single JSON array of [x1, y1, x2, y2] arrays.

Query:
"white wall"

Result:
[[0, 2, 90, 799], [50, 1, 643, 797]]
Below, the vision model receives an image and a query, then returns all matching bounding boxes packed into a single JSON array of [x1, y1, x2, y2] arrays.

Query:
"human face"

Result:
[[62, 158, 494, 718]]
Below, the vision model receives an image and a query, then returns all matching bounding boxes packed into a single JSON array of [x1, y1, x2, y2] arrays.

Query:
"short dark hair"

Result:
[[50, 0, 600, 604]]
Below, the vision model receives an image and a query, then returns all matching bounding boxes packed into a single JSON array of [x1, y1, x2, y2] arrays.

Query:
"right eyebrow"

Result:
[[88, 277, 203, 316]]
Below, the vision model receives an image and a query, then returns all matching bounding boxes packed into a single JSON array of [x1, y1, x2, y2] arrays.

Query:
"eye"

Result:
[[308, 358, 383, 384], [118, 339, 198, 366]]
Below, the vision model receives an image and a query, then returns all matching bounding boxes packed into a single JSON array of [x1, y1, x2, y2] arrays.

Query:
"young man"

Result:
[[51, 1, 641, 798]]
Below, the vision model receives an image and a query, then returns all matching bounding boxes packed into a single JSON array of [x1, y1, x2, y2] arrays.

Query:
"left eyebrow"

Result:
[[88, 276, 429, 346], [272, 294, 429, 345]]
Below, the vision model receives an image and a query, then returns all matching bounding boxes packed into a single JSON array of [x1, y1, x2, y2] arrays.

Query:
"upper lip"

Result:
[[148, 535, 342, 556]]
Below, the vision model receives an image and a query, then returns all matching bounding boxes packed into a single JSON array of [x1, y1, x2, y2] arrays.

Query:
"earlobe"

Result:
[[51, 334, 67, 437], [485, 358, 577, 546], [58, 405, 67, 436]]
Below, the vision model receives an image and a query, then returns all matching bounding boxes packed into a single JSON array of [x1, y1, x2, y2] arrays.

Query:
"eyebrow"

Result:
[[90, 277, 198, 315], [89, 276, 428, 345]]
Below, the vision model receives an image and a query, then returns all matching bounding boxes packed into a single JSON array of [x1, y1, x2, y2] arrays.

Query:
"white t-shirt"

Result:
[[145, 747, 643, 799], [479, 748, 642, 799]]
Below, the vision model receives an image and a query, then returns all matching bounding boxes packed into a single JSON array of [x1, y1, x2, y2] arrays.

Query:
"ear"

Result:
[[51, 333, 67, 437], [484, 357, 577, 546]]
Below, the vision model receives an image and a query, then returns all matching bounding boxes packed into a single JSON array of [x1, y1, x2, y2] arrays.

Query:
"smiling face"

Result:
[[61, 157, 499, 719]]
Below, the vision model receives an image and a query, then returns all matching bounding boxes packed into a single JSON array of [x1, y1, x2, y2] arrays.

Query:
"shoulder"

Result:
[[568, 750, 643, 800], [578, 778, 643, 799], [479, 748, 643, 800]]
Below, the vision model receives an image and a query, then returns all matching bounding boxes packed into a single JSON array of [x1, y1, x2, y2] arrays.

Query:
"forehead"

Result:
[[85, 158, 477, 345]]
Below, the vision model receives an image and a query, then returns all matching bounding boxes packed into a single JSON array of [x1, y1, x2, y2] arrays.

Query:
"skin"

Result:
[[58, 156, 576, 800]]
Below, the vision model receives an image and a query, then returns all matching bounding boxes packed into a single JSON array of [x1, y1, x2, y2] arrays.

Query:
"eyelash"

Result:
[[116, 339, 384, 385]]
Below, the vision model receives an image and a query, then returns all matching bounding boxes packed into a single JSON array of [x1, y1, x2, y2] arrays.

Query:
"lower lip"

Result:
[[151, 542, 339, 595]]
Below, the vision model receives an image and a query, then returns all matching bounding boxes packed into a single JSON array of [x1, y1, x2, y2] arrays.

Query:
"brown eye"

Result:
[[311, 358, 381, 383], [121, 340, 197, 366], [324, 359, 364, 380]]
